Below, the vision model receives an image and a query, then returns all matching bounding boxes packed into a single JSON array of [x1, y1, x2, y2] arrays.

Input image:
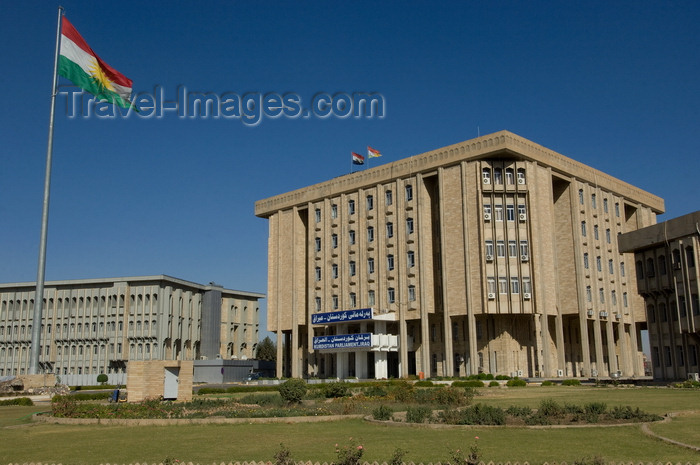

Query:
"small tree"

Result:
[[255, 336, 277, 361], [96, 373, 108, 385]]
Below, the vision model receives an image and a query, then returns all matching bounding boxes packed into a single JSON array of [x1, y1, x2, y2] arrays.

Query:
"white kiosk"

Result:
[[312, 308, 399, 379]]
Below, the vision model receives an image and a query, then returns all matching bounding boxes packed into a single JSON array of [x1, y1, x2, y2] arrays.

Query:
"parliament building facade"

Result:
[[256, 131, 663, 380]]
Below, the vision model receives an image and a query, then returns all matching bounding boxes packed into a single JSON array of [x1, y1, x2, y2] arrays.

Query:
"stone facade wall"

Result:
[[126, 360, 193, 402]]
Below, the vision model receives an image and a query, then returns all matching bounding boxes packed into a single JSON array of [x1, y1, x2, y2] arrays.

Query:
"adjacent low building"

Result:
[[618, 211, 700, 380], [256, 130, 664, 380], [0, 275, 264, 385]]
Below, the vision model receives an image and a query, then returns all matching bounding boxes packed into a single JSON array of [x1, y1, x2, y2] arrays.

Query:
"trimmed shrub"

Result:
[[541, 380, 554, 386], [372, 404, 393, 421], [458, 403, 506, 425], [538, 398, 564, 417], [505, 405, 532, 417], [322, 382, 350, 398], [96, 373, 108, 384], [391, 380, 415, 402], [278, 378, 307, 404], [562, 378, 581, 386], [494, 374, 511, 380], [0, 397, 33, 406], [363, 385, 387, 397], [506, 378, 527, 387], [452, 380, 485, 388], [488, 381, 500, 387], [405, 405, 433, 423], [414, 380, 434, 387]]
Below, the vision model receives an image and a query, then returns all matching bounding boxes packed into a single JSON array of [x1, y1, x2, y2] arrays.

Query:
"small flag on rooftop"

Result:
[[352, 152, 365, 165], [368, 146, 381, 158]]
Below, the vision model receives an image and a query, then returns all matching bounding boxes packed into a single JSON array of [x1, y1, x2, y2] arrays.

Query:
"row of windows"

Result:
[[583, 254, 625, 276], [486, 276, 532, 295], [0, 319, 161, 337], [585, 286, 628, 307], [0, 341, 159, 358], [580, 222, 614, 243], [637, 247, 696, 279], [652, 345, 698, 368], [314, 285, 416, 311], [483, 203, 527, 221], [647, 295, 700, 323], [316, 185, 414, 223], [314, 218, 415, 252], [315, 251, 417, 280], [0, 294, 159, 319], [482, 167, 526, 185], [485, 240, 529, 259], [578, 189, 621, 217]]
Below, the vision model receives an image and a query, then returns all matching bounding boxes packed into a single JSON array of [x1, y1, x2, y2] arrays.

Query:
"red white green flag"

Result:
[[367, 146, 381, 158], [58, 16, 135, 109]]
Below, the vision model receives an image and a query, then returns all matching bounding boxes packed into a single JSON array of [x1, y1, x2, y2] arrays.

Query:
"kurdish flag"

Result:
[[58, 16, 135, 109], [368, 146, 381, 158], [352, 152, 365, 165]]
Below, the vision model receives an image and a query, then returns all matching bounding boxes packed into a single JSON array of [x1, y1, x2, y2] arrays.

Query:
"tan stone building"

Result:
[[0, 275, 264, 385], [619, 211, 700, 380], [255, 131, 664, 379]]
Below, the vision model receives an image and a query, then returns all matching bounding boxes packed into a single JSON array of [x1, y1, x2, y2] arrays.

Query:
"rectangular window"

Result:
[[611, 290, 617, 305], [583, 253, 589, 269], [620, 261, 626, 277], [314, 237, 321, 252], [366, 195, 374, 211], [405, 184, 413, 201], [315, 267, 321, 281], [496, 240, 506, 257], [519, 240, 529, 258], [510, 278, 520, 294], [579, 189, 584, 205], [498, 277, 508, 294], [581, 221, 587, 237], [331, 233, 338, 248], [385, 190, 393, 205], [349, 292, 357, 308], [594, 225, 599, 240], [596, 256, 602, 272], [518, 204, 526, 216], [348, 199, 355, 215], [408, 285, 416, 301], [495, 205, 504, 221], [315, 208, 321, 223], [603, 198, 609, 213], [332, 295, 339, 310], [484, 204, 491, 216], [487, 277, 496, 294], [586, 286, 592, 302], [609, 259, 614, 274], [506, 205, 515, 221], [652, 347, 660, 367], [623, 292, 628, 307], [349, 261, 356, 276], [386, 222, 394, 238], [485, 240, 494, 257], [406, 217, 414, 235], [407, 250, 415, 268], [387, 255, 395, 271], [332, 264, 338, 279], [367, 258, 375, 274], [606, 229, 611, 244], [591, 194, 597, 209], [664, 346, 672, 366], [522, 277, 531, 294], [508, 240, 517, 257], [349, 230, 356, 245], [368, 290, 375, 306], [615, 202, 620, 217], [367, 226, 374, 242], [599, 288, 605, 304], [331, 203, 338, 219], [388, 288, 395, 304]]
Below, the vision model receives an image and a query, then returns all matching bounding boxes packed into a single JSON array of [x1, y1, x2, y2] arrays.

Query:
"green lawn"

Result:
[[0, 387, 698, 465]]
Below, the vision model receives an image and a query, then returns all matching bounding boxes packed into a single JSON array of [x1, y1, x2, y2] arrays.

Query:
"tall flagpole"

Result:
[[30, 6, 64, 375]]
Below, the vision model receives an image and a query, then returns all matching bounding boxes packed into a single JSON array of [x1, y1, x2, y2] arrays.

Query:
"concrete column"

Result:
[[579, 314, 592, 377], [539, 314, 549, 376], [555, 314, 565, 375], [593, 319, 604, 376], [375, 351, 388, 379], [629, 323, 641, 376], [606, 319, 618, 375], [336, 352, 347, 379], [618, 321, 630, 376]]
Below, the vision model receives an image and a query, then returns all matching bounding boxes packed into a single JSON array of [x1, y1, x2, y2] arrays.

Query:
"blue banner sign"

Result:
[[313, 333, 372, 350], [311, 308, 373, 325]]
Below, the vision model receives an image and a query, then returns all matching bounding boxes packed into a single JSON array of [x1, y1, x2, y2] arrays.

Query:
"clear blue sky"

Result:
[[1, 1, 698, 338]]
